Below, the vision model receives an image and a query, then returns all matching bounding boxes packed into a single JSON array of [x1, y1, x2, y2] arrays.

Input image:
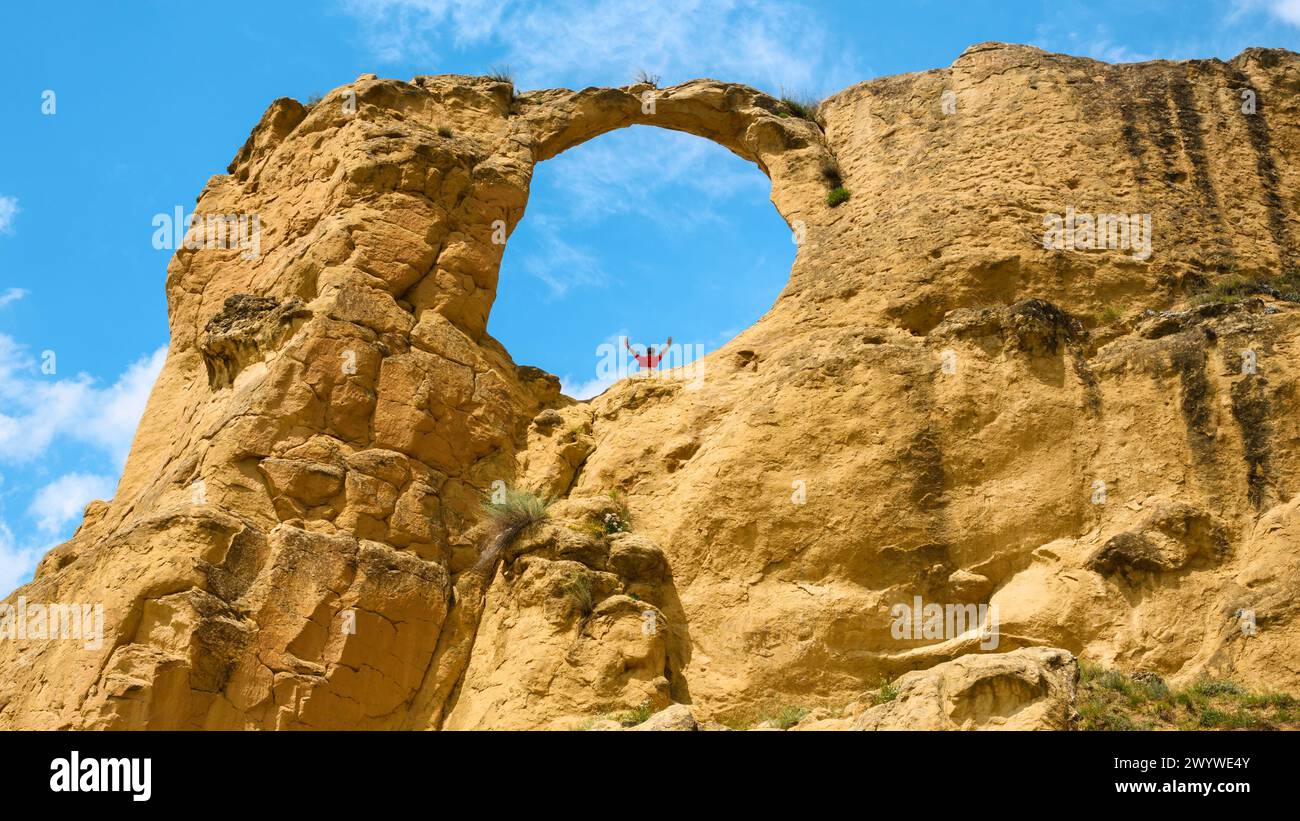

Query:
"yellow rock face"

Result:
[[3, 43, 1300, 729]]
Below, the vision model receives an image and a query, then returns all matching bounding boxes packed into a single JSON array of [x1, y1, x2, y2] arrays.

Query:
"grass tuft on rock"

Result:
[[633, 69, 660, 88], [826, 186, 851, 208], [1077, 662, 1297, 730], [604, 490, 631, 533], [717, 703, 812, 730], [473, 485, 550, 574], [1095, 304, 1122, 324], [819, 160, 843, 189], [1187, 269, 1300, 306], [778, 90, 821, 121], [564, 572, 595, 618], [618, 701, 654, 727], [576, 490, 631, 538], [762, 705, 809, 730], [873, 678, 900, 704]]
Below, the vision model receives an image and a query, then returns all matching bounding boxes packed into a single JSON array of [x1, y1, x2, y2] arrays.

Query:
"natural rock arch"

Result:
[[519, 80, 835, 209], [7, 46, 1300, 730], [492, 85, 818, 391], [494, 79, 840, 336], [0, 73, 846, 729]]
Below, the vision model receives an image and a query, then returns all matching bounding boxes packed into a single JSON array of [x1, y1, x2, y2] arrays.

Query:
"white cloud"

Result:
[[29, 473, 116, 534], [0, 288, 26, 308], [0, 337, 167, 467], [0, 521, 40, 599], [519, 215, 608, 296], [1231, 0, 1300, 25], [340, 0, 862, 96], [1267, 0, 1300, 24], [341, 0, 508, 62], [560, 373, 618, 400], [545, 128, 768, 228], [559, 328, 628, 399], [0, 340, 164, 596], [1081, 37, 1155, 64], [518, 128, 772, 296], [77, 347, 169, 465], [1032, 24, 1156, 64], [0, 195, 18, 234]]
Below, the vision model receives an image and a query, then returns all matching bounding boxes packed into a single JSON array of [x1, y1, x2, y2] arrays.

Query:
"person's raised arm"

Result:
[[660, 336, 673, 355]]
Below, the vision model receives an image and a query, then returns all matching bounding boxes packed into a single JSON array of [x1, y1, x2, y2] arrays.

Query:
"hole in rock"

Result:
[[488, 126, 794, 400]]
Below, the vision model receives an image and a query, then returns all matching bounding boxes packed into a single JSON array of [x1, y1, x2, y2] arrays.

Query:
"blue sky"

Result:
[[0, 0, 1297, 596]]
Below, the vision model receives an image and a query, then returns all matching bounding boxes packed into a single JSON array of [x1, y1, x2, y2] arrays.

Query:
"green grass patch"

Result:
[[1095, 304, 1122, 324], [473, 484, 551, 572], [778, 90, 820, 121], [873, 677, 899, 704], [573, 490, 631, 538], [618, 701, 654, 727], [760, 705, 809, 730], [1077, 662, 1297, 731], [717, 702, 809, 731], [1186, 269, 1300, 306], [603, 490, 631, 534], [564, 572, 595, 618]]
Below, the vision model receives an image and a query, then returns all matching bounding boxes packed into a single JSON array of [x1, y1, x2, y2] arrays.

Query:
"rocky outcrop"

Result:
[[629, 703, 699, 732], [853, 648, 1078, 730], [436, 498, 679, 730], [3, 43, 1300, 729]]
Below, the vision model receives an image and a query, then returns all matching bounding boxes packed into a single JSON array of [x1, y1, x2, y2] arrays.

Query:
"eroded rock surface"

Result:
[[3, 43, 1300, 729], [853, 648, 1078, 730]]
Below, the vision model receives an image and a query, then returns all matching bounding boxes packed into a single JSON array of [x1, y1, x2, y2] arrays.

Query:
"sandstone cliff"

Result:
[[2, 43, 1299, 729]]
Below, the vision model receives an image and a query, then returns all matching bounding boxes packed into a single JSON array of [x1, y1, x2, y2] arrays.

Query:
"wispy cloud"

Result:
[[1231, 0, 1300, 26], [518, 127, 772, 297], [0, 288, 26, 309], [29, 472, 116, 534], [546, 128, 768, 228], [1032, 23, 1157, 63], [1035, 2, 1300, 64], [560, 327, 628, 399], [1080, 36, 1156, 64], [0, 336, 167, 467], [340, 0, 508, 63], [0, 338, 164, 596], [1271, 0, 1300, 24], [340, 0, 862, 95], [519, 215, 608, 296], [0, 195, 18, 234], [559, 373, 617, 400], [0, 520, 40, 599]]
